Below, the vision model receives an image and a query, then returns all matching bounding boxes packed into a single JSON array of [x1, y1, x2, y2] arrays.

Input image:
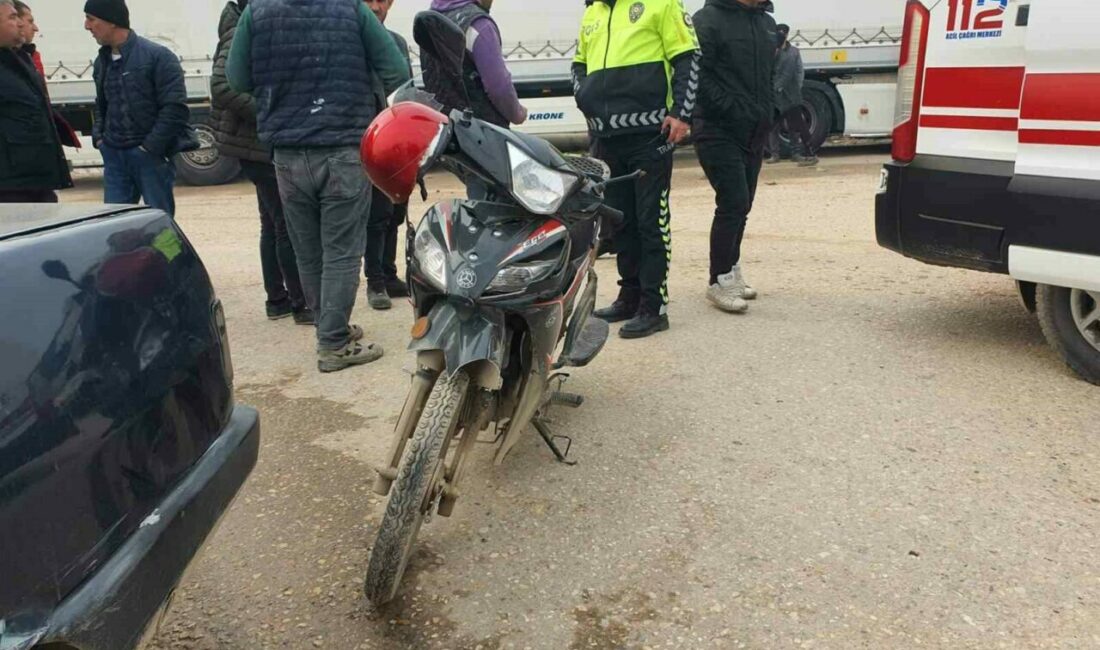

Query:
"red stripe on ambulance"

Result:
[[1020, 73, 1100, 122], [1019, 129, 1100, 148], [922, 66, 1025, 110], [919, 115, 1019, 131]]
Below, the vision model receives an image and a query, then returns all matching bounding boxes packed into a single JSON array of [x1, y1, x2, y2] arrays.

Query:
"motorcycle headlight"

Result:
[[507, 143, 578, 215], [487, 258, 559, 294], [413, 222, 448, 290]]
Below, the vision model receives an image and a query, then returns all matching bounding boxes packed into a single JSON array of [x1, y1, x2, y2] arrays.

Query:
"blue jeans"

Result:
[[273, 146, 370, 351], [100, 144, 177, 217]]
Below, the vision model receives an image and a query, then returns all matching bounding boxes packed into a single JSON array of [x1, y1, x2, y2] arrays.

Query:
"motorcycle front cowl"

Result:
[[408, 300, 507, 390], [408, 200, 573, 304]]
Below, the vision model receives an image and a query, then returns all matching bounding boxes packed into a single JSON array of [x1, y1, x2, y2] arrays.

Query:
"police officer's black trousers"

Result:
[[594, 133, 675, 316], [695, 122, 767, 285]]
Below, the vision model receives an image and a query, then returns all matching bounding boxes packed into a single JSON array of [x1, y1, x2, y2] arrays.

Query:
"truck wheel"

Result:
[[174, 124, 240, 186], [802, 89, 833, 153], [1036, 284, 1100, 385], [364, 370, 470, 606]]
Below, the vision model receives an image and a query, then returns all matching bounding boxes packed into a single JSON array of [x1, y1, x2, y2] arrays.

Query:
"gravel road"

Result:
[[61, 149, 1099, 649]]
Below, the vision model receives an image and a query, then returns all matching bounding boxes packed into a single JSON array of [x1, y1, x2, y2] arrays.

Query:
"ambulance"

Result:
[[876, 0, 1100, 384]]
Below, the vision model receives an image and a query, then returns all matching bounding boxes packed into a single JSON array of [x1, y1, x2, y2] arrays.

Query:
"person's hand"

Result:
[[515, 105, 529, 125], [662, 115, 691, 144]]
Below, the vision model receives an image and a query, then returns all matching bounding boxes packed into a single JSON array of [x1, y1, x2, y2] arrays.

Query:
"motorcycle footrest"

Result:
[[559, 317, 609, 368]]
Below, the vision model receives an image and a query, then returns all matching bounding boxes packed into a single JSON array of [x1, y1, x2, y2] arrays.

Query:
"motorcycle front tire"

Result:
[[364, 370, 470, 606]]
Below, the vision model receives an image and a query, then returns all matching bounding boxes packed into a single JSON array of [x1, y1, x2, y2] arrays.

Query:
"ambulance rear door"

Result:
[[1007, 0, 1100, 289]]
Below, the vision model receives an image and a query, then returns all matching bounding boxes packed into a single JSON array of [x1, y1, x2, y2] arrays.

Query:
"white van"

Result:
[[876, 0, 1100, 383]]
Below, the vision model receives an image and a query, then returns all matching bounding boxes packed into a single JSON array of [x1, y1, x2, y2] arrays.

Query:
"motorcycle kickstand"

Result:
[[533, 418, 577, 466]]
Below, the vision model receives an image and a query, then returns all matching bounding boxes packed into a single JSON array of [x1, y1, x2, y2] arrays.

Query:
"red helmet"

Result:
[[361, 102, 450, 203]]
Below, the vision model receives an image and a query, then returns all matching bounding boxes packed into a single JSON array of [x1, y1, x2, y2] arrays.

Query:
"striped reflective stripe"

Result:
[[658, 189, 671, 311], [607, 109, 667, 130], [682, 53, 700, 119]]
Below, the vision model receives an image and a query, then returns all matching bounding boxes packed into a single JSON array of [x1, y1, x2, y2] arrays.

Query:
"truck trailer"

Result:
[[35, 0, 905, 185]]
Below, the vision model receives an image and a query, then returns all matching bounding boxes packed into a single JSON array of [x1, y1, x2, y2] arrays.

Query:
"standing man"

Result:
[[227, 0, 411, 373], [573, 0, 701, 339], [0, 0, 72, 203], [767, 24, 817, 166], [210, 0, 311, 325], [85, 0, 196, 217], [693, 0, 777, 315], [363, 0, 413, 311], [15, 1, 82, 149], [425, 0, 527, 128], [13, 1, 39, 74]]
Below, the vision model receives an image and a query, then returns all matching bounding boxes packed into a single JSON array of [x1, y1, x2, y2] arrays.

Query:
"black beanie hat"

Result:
[[84, 0, 130, 29]]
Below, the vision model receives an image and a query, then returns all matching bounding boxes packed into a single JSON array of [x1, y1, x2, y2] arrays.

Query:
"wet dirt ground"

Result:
[[61, 148, 1100, 649]]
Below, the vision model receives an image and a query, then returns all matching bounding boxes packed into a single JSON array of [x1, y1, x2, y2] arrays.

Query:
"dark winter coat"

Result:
[[233, 0, 410, 148], [92, 31, 197, 158], [774, 43, 805, 112], [210, 1, 270, 163], [20, 44, 83, 150], [0, 49, 73, 192], [692, 0, 778, 131]]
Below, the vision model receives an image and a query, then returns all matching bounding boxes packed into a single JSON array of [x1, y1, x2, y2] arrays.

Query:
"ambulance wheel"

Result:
[[1036, 284, 1100, 385]]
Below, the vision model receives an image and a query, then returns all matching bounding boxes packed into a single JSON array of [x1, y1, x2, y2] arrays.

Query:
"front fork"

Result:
[[373, 351, 498, 517], [372, 351, 444, 496]]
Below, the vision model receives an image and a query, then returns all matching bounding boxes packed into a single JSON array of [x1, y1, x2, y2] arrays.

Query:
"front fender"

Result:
[[409, 300, 506, 386]]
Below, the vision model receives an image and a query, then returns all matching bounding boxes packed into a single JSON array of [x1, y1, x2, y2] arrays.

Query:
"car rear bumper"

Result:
[[875, 155, 1100, 274], [25, 405, 260, 650], [875, 157, 1015, 273]]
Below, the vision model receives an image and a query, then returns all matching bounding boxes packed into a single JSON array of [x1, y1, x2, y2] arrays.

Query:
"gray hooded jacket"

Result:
[[774, 43, 804, 112]]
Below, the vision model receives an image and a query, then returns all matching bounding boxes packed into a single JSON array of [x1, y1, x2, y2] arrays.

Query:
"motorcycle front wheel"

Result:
[[364, 369, 470, 606]]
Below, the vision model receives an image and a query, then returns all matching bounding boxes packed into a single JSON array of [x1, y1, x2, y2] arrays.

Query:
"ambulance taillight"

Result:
[[892, 0, 931, 163]]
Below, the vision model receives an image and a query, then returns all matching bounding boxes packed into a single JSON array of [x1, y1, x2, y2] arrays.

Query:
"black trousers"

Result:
[[593, 133, 675, 315], [0, 189, 58, 203], [364, 185, 406, 284], [240, 159, 305, 308], [695, 120, 768, 284], [768, 105, 815, 158]]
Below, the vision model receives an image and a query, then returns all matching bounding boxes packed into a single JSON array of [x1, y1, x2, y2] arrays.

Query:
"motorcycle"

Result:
[[359, 95, 634, 605]]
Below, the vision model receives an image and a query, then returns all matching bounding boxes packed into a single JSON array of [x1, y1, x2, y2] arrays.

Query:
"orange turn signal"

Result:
[[411, 317, 431, 340]]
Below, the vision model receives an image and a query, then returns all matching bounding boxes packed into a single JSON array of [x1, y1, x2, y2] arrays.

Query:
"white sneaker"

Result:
[[707, 273, 749, 314], [731, 264, 757, 300]]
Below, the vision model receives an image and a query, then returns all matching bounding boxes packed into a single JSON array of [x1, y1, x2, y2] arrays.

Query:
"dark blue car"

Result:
[[0, 205, 259, 650]]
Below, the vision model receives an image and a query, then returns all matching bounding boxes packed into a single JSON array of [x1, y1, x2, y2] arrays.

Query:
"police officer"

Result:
[[573, 0, 701, 339]]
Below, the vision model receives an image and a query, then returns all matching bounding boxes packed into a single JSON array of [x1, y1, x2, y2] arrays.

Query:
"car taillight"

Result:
[[213, 299, 234, 386], [892, 0, 931, 163]]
